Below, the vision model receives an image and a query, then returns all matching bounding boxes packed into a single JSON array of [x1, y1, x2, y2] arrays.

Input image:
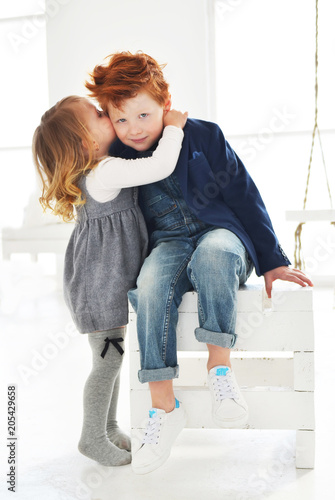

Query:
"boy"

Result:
[[86, 51, 312, 474]]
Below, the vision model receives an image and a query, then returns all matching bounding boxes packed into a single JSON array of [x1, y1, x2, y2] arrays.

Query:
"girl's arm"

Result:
[[86, 111, 187, 203]]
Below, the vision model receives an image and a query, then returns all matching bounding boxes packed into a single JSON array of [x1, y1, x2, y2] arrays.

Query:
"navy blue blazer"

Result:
[[109, 118, 290, 276]]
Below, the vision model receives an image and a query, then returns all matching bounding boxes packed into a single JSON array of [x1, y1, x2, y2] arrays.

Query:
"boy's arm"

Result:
[[205, 124, 286, 270], [205, 124, 312, 292]]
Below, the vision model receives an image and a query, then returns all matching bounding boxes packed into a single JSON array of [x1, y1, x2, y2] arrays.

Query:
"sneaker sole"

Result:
[[132, 449, 171, 475], [212, 412, 249, 429], [132, 412, 187, 475]]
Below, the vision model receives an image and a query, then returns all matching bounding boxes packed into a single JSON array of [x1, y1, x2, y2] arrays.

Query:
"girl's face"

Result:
[[83, 100, 117, 156], [107, 91, 170, 152]]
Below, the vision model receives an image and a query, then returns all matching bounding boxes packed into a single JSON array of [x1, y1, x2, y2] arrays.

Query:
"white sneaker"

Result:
[[207, 365, 248, 428], [132, 398, 186, 474]]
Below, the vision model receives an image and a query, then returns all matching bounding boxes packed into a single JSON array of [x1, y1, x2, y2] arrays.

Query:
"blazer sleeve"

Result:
[[206, 123, 290, 274]]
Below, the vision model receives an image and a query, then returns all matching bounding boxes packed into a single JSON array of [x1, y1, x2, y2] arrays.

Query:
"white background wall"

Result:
[[0, 0, 213, 228], [213, 0, 335, 281], [46, 0, 213, 118], [1, 0, 335, 281]]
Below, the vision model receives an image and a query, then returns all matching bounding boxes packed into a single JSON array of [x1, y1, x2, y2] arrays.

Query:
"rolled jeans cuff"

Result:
[[195, 327, 237, 348], [138, 365, 179, 384]]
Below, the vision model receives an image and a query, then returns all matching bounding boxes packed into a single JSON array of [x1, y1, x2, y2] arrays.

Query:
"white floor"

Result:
[[0, 256, 334, 500]]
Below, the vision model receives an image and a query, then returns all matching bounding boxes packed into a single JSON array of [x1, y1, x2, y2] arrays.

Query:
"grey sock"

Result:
[[78, 328, 131, 466], [106, 373, 131, 451]]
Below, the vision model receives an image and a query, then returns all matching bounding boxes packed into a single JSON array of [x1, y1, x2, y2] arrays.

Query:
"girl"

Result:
[[32, 95, 187, 467]]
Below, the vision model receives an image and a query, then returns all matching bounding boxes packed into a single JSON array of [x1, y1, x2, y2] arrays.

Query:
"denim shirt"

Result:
[[138, 172, 210, 235]]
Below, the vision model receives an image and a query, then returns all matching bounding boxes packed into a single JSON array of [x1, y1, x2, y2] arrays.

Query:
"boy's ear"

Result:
[[164, 94, 172, 111]]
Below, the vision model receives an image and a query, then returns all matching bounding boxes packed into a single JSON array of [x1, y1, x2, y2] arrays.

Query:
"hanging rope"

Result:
[[294, 0, 334, 269]]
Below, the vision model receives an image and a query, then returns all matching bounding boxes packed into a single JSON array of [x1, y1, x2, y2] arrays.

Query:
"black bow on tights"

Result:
[[100, 337, 124, 358]]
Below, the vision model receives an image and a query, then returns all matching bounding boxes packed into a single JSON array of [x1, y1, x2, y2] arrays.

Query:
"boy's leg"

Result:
[[149, 379, 175, 413], [128, 238, 192, 474], [78, 328, 131, 466], [207, 343, 232, 370], [188, 228, 252, 349], [128, 238, 193, 388], [187, 228, 253, 428]]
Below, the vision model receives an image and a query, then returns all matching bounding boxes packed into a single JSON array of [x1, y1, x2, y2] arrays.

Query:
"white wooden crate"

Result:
[[129, 284, 315, 469]]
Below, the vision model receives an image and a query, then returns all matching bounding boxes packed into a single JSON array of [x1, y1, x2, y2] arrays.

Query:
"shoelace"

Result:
[[142, 413, 162, 445], [213, 373, 238, 400]]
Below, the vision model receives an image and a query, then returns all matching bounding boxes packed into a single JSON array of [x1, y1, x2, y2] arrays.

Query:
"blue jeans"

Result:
[[128, 226, 253, 383]]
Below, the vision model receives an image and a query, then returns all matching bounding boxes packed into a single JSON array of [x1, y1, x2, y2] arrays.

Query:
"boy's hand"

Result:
[[263, 266, 313, 298], [164, 109, 188, 129]]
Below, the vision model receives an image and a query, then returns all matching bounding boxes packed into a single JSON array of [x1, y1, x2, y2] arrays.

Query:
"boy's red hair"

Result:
[[85, 51, 170, 111]]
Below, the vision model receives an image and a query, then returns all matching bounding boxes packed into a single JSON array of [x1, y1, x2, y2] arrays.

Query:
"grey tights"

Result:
[[78, 328, 131, 466]]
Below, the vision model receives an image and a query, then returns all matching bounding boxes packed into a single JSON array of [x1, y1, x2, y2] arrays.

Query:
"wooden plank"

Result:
[[175, 311, 314, 351], [129, 352, 294, 390], [132, 286, 313, 314], [294, 352, 314, 391], [129, 286, 314, 351], [296, 430, 315, 469], [129, 310, 314, 352], [130, 389, 315, 430], [235, 286, 312, 312], [286, 209, 335, 222], [264, 287, 313, 312]]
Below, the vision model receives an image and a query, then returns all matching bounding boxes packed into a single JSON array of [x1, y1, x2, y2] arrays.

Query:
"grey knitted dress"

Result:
[[63, 177, 148, 333]]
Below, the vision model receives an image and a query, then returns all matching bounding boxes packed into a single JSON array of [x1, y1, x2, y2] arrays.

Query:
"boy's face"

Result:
[[107, 91, 169, 152]]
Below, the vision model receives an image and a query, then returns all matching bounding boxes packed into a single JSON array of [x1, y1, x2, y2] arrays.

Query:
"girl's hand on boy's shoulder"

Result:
[[164, 109, 188, 129]]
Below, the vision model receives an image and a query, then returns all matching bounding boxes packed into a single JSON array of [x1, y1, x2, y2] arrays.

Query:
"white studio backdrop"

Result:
[[0, 0, 334, 278], [0, 1, 49, 229], [215, 0, 335, 279]]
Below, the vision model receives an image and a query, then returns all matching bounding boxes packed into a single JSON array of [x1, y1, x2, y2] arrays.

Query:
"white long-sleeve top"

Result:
[[86, 125, 183, 203]]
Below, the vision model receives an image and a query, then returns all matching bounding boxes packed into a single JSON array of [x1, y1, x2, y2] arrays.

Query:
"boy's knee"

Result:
[[193, 244, 241, 269], [128, 278, 161, 308]]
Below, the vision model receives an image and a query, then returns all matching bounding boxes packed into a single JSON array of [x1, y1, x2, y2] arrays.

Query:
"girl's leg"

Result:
[[78, 327, 131, 466], [106, 372, 131, 451]]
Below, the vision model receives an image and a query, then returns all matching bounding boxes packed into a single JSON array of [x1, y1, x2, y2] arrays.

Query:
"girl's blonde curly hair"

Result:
[[32, 96, 99, 222]]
